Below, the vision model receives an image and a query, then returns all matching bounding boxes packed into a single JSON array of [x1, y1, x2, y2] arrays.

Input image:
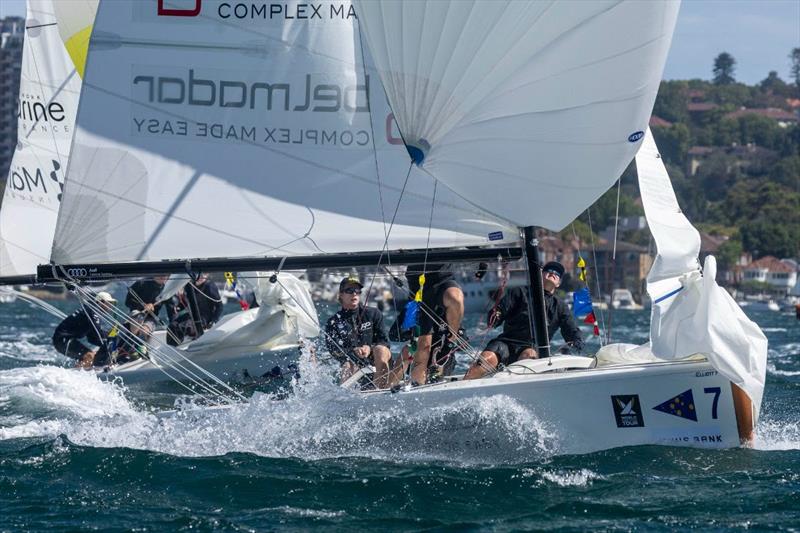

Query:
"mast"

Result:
[[523, 226, 550, 358]]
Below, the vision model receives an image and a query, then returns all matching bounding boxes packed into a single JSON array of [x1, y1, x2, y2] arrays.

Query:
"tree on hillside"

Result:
[[790, 47, 800, 87], [713, 52, 736, 85], [760, 71, 789, 94]]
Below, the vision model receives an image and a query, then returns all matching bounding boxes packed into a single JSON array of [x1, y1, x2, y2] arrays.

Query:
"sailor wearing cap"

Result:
[[324, 276, 393, 389], [52, 291, 117, 368], [464, 261, 584, 380]]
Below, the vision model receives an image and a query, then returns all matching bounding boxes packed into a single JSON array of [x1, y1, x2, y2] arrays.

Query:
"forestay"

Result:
[[354, 0, 680, 230], [636, 129, 767, 414], [0, 0, 95, 277], [51, 0, 516, 266]]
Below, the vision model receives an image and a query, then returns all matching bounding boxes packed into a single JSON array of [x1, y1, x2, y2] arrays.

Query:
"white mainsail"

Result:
[[636, 128, 767, 414], [50, 0, 516, 266], [354, 0, 680, 230], [0, 0, 95, 277]]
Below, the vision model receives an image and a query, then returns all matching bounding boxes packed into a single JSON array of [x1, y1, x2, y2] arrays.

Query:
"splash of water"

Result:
[[0, 354, 557, 465], [754, 419, 800, 451]]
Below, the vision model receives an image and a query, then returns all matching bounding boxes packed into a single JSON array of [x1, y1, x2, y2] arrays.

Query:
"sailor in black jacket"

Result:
[[166, 273, 224, 346], [52, 291, 117, 368], [464, 261, 584, 379], [324, 276, 393, 388]]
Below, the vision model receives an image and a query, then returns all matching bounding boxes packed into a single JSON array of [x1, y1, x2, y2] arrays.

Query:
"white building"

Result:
[[742, 256, 798, 294]]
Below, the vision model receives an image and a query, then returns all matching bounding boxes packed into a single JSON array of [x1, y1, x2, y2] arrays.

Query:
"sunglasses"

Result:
[[543, 269, 561, 279], [342, 287, 362, 295]]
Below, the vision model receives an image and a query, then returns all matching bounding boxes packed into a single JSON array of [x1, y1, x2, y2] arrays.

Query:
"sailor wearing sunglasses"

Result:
[[324, 276, 393, 388]]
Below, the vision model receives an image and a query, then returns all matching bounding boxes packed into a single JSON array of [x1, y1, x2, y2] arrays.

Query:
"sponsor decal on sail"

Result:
[[157, 1, 357, 21]]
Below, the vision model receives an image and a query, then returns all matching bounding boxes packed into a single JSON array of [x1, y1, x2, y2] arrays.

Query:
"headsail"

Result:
[[354, 0, 680, 230], [0, 0, 96, 278], [636, 129, 767, 415], [50, 0, 516, 266]]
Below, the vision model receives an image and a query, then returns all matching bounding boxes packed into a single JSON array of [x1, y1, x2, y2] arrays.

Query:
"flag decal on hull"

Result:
[[653, 389, 697, 421]]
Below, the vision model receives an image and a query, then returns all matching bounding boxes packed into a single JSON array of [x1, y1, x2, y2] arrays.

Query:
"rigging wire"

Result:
[[56, 270, 246, 405], [584, 210, 608, 345]]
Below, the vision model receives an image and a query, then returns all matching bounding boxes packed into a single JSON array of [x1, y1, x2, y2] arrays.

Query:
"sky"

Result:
[[1, 0, 798, 85]]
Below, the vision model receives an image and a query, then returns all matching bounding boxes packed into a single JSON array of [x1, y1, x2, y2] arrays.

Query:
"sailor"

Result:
[[324, 276, 393, 389], [464, 261, 584, 380], [404, 263, 465, 384], [125, 274, 171, 343], [52, 291, 117, 368], [166, 273, 223, 346]]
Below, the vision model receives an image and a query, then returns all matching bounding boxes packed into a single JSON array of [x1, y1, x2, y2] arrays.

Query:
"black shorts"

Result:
[[483, 338, 535, 366], [53, 336, 91, 360], [418, 279, 460, 336]]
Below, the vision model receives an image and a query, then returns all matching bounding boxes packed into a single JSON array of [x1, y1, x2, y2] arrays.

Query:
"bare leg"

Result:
[[77, 350, 96, 369], [464, 350, 499, 380], [410, 334, 432, 384], [387, 344, 411, 388], [371, 345, 392, 389], [442, 287, 464, 339], [339, 361, 359, 384]]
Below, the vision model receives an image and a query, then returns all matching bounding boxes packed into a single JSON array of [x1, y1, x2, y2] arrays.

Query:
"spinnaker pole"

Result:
[[523, 226, 550, 358]]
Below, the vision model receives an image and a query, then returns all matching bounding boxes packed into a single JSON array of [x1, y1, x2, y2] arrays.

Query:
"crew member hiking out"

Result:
[[464, 261, 584, 380], [167, 273, 223, 346], [324, 276, 394, 389], [125, 274, 171, 346], [52, 291, 117, 368]]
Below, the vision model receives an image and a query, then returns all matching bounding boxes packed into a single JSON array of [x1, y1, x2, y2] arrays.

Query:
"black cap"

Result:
[[339, 276, 363, 291], [542, 261, 565, 279]]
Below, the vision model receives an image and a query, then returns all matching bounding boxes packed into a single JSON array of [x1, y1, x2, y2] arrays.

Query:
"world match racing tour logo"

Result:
[[157, 0, 357, 20]]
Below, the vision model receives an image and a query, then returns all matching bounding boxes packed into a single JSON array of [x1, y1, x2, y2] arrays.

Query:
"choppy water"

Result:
[[1, 297, 798, 531]]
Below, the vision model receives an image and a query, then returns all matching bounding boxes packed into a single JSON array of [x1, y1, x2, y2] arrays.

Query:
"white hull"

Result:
[[358, 356, 747, 455], [95, 344, 300, 386], [95, 307, 305, 386]]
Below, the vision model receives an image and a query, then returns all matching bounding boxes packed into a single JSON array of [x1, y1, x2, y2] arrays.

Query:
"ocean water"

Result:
[[1, 297, 798, 531]]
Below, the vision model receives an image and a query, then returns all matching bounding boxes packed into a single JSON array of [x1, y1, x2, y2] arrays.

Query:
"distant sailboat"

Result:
[[30, 0, 766, 453]]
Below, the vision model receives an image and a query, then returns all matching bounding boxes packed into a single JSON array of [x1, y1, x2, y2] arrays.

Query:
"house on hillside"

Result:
[[535, 233, 578, 276], [582, 239, 652, 303], [724, 107, 799, 128], [686, 144, 778, 177], [649, 115, 672, 128], [742, 256, 798, 295]]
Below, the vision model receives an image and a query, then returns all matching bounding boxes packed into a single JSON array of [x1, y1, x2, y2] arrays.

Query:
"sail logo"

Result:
[[628, 131, 645, 143], [17, 95, 66, 123], [157, 0, 201, 17], [132, 70, 370, 113], [7, 160, 64, 203], [156, 1, 358, 20], [611, 394, 644, 428]]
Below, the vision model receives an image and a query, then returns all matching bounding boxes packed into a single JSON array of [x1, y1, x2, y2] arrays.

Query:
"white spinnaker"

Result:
[[636, 129, 767, 414], [355, 0, 680, 230], [50, 0, 516, 266], [0, 0, 86, 277]]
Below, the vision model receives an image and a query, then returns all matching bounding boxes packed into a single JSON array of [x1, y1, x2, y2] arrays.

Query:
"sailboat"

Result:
[[30, 0, 766, 453], [0, 0, 322, 386]]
